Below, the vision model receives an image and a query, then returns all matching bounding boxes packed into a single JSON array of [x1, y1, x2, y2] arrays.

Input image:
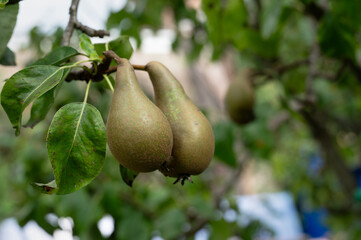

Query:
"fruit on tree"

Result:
[[225, 69, 255, 125], [146, 61, 215, 183], [106, 58, 173, 172]]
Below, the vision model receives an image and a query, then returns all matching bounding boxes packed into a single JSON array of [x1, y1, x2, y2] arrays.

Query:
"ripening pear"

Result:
[[225, 69, 255, 125], [107, 58, 173, 172], [146, 61, 215, 180]]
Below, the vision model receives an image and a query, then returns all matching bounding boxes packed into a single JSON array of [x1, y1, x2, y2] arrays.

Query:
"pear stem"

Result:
[[132, 64, 146, 71], [103, 50, 122, 64]]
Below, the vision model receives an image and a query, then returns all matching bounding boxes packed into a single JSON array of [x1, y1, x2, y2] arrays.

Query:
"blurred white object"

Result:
[[97, 214, 114, 238], [23, 221, 53, 240], [235, 192, 303, 240], [0, 218, 24, 240]]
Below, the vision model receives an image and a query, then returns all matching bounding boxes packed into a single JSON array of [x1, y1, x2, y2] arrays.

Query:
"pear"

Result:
[[107, 58, 173, 172], [145, 61, 215, 181], [225, 69, 255, 125]]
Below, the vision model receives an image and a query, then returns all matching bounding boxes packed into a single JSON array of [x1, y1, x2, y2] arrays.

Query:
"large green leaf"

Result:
[[94, 36, 134, 60], [31, 46, 79, 66], [24, 68, 70, 128], [41, 102, 106, 195], [0, 46, 15, 66], [0, 3, 18, 56], [1, 65, 64, 135]]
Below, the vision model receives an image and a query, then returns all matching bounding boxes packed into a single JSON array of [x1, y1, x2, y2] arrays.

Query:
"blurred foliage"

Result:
[[1, 0, 361, 239]]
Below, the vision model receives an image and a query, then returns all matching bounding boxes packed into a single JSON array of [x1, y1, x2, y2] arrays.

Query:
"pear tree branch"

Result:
[[62, 0, 110, 46]]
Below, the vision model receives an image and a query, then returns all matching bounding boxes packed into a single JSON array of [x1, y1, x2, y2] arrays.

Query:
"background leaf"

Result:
[[318, 13, 356, 59], [119, 165, 138, 187], [0, 0, 9, 9], [0, 3, 18, 56], [46, 103, 106, 195], [213, 121, 237, 167], [0, 65, 64, 135], [0, 47, 15, 66], [94, 36, 134, 60]]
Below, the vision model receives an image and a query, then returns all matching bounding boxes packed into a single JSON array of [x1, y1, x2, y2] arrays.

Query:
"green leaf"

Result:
[[24, 68, 70, 128], [0, 3, 18, 56], [213, 121, 237, 167], [233, 28, 279, 58], [261, 0, 284, 38], [31, 46, 79, 66], [329, 0, 361, 31], [46, 103, 106, 195], [1, 65, 64, 135], [0, 46, 15, 66], [155, 208, 187, 239], [202, 0, 247, 57], [79, 34, 100, 61], [31, 180, 58, 194], [209, 219, 235, 240], [94, 36, 134, 60], [222, 0, 248, 40], [119, 164, 138, 187], [117, 208, 150, 240], [0, 0, 9, 9], [318, 13, 356, 59]]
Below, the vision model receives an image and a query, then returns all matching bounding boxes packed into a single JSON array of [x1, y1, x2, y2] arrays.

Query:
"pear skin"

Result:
[[146, 61, 215, 179], [107, 59, 173, 172], [225, 69, 255, 125]]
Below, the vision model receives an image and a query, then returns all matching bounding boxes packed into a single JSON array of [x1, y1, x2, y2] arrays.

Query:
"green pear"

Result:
[[225, 69, 255, 125], [107, 58, 173, 172], [146, 61, 215, 181]]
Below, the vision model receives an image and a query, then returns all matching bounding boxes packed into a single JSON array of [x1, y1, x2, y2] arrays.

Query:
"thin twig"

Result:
[[62, 0, 80, 46], [254, 59, 309, 79], [74, 20, 110, 38], [62, 0, 110, 46]]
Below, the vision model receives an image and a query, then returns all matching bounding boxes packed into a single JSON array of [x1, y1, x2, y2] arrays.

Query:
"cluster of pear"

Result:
[[225, 69, 255, 125], [106, 59, 215, 184]]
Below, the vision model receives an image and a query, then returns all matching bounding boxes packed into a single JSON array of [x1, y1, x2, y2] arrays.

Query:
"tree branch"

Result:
[[74, 20, 110, 38], [66, 54, 114, 82], [254, 59, 309, 79], [62, 0, 80, 46], [65, 51, 145, 82], [62, 0, 110, 46]]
